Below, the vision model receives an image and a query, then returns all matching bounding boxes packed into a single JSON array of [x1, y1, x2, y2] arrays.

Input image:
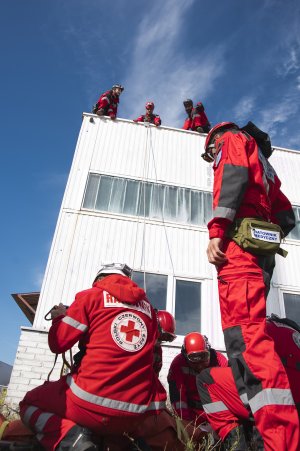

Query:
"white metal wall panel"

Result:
[[61, 118, 96, 210], [272, 242, 300, 288], [270, 148, 300, 205], [89, 116, 212, 191], [11, 116, 300, 407], [35, 211, 217, 329], [35, 115, 300, 348]]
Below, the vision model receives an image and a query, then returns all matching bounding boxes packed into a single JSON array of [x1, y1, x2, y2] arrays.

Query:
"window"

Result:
[[283, 293, 300, 324], [175, 280, 201, 335], [132, 271, 167, 310], [82, 173, 212, 227], [289, 206, 300, 240]]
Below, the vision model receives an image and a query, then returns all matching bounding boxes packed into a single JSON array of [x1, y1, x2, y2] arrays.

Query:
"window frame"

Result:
[[81, 172, 212, 228], [173, 276, 202, 339], [287, 205, 300, 242], [279, 288, 300, 321], [132, 270, 169, 312]]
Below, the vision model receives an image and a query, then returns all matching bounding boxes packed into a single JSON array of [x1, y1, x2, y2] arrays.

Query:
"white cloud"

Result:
[[284, 131, 300, 150], [232, 95, 256, 123], [32, 266, 46, 289], [122, 0, 226, 127], [277, 47, 300, 77], [259, 97, 297, 133], [256, 95, 300, 149]]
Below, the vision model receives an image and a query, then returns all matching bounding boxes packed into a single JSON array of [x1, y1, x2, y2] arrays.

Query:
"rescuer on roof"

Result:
[[92, 84, 124, 119], [134, 101, 161, 126], [182, 99, 211, 133]]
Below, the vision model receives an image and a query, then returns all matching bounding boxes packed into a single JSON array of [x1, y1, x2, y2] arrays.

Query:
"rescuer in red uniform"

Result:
[[196, 316, 300, 449], [182, 99, 211, 133], [93, 84, 124, 119], [19, 263, 184, 451], [153, 310, 177, 375], [202, 122, 299, 451], [133, 101, 161, 126], [167, 332, 227, 444]]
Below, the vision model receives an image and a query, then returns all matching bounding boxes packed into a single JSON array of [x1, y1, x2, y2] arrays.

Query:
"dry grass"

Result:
[[0, 389, 20, 421], [0, 391, 229, 450]]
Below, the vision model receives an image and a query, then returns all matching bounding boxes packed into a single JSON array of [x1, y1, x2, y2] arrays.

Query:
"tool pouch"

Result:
[[227, 218, 287, 257]]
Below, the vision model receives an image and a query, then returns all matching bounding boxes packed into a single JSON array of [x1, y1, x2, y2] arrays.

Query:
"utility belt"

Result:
[[227, 217, 287, 258]]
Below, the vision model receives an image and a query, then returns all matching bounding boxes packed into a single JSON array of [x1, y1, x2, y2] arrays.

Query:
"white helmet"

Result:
[[94, 263, 132, 282]]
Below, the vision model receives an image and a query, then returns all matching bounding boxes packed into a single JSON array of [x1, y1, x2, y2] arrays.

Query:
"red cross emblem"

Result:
[[120, 320, 140, 342]]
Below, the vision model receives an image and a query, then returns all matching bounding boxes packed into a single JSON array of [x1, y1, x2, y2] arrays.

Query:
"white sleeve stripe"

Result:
[[249, 388, 295, 414], [62, 316, 88, 332], [23, 406, 38, 426], [203, 401, 228, 414], [35, 412, 54, 432]]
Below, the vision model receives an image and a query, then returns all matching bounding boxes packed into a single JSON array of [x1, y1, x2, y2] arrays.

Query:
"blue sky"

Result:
[[1, 0, 300, 365]]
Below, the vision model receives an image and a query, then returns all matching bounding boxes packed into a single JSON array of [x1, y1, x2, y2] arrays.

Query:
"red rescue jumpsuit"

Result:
[[96, 90, 119, 118], [196, 318, 300, 446], [134, 113, 161, 126], [182, 103, 210, 132], [19, 275, 183, 451], [208, 129, 299, 450], [167, 350, 227, 425]]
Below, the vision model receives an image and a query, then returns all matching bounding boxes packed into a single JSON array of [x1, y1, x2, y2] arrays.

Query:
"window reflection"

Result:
[[83, 173, 212, 227], [175, 280, 201, 335], [283, 293, 300, 324], [289, 207, 300, 240], [132, 271, 167, 310]]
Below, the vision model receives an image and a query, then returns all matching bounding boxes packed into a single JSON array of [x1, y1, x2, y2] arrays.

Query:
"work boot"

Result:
[[223, 425, 248, 450], [56, 425, 98, 451]]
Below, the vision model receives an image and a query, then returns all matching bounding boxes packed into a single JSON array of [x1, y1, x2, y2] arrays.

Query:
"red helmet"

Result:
[[202, 122, 238, 163], [145, 101, 154, 110], [183, 332, 210, 363], [204, 122, 237, 152], [157, 310, 176, 342]]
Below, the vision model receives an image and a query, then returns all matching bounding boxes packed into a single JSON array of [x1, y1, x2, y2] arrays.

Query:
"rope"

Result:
[[148, 126, 175, 277], [47, 354, 58, 381], [132, 122, 152, 292], [47, 350, 73, 381], [132, 122, 149, 275], [133, 123, 176, 296]]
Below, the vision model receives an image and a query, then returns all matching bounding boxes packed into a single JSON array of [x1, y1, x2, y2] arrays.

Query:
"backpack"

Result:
[[241, 121, 273, 159]]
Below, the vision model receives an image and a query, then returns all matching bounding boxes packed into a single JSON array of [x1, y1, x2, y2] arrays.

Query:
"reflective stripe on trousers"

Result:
[[67, 375, 166, 414]]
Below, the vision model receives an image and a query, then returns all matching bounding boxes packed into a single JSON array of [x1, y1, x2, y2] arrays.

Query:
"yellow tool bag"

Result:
[[227, 218, 287, 257]]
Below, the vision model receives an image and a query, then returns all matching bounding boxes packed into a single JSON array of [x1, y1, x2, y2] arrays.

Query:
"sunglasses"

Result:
[[187, 351, 210, 363]]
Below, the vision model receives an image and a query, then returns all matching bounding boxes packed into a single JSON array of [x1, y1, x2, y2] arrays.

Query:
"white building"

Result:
[[6, 114, 300, 406]]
